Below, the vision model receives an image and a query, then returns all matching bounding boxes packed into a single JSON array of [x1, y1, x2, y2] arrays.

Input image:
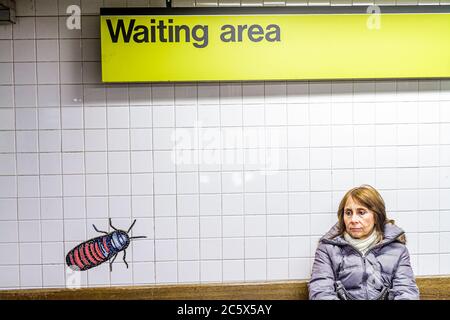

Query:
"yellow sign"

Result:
[[100, 7, 450, 82]]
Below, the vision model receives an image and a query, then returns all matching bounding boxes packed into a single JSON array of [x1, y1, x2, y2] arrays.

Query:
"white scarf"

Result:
[[344, 229, 378, 256]]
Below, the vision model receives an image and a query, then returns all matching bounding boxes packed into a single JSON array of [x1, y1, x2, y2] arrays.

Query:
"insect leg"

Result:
[[129, 236, 147, 240], [92, 224, 108, 235], [109, 253, 118, 272], [123, 250, 129, 269], [109, 218, 118, 231]]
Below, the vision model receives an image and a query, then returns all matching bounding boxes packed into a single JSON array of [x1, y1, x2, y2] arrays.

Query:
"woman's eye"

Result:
[[359, 211, 367, 215]]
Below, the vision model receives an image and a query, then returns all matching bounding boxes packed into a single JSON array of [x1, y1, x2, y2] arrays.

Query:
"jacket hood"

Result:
[[320, 222, 406, 246]]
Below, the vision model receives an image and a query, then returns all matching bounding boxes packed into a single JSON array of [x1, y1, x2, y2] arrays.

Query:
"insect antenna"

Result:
[[92, 224, 108, 235], [127, 219, 147, 240], [127, 219, 137, 233], [109, 218, 118, 231], [129, 236, 147, 240]]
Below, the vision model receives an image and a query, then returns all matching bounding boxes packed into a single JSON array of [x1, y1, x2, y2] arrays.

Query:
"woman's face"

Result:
[[343, 196, 376, 240]]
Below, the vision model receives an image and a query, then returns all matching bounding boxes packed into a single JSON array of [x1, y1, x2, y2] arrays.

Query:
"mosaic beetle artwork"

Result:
[[66, 219, 146, 271]]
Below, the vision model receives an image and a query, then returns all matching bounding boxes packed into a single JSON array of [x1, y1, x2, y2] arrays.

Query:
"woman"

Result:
[[308, 185, 420, 300]]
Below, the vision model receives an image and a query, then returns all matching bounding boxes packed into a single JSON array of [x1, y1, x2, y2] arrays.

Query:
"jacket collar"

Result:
[[320, 222, 405, 248]]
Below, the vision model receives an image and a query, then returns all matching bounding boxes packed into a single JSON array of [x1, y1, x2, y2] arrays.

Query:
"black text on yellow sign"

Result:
[[106, 18, 281, 48], [100, 7, 450, 82]]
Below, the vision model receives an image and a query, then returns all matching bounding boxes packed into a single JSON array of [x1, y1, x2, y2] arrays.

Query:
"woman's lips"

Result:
[[350, 228, 362, 232]]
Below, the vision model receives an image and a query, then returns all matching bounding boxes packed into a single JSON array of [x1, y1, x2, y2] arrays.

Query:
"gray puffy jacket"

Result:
[[308, 222, 420, 300]]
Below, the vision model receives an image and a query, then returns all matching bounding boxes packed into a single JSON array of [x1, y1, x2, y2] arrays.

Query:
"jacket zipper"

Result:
[[363, 256, 368, 299], [341, 244, 369, 299]]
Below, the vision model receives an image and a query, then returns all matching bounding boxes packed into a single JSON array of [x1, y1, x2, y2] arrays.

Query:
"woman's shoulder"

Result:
[[316, 238, 346, 255], [382, 239, 407, 251], [383, 222, 407, 245], [379, 236, 409, 258]]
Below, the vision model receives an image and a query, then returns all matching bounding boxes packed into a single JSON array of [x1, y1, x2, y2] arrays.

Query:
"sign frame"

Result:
[[100, 6, 450, 83]]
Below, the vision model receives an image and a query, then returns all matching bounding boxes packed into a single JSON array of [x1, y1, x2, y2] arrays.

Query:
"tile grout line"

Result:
[[79, 3, 89, 289], [438, 79, 442, 275], [285, 81, 290, 280], [241, 80, 245, 283], [105, 85, 111, 287], [416, 81, 421, 274], [264, 80, 268, 281], [127, 79, 134, 286], [174, 84, 179, 284], [55, 0, 67, 290], [307, 80, 312, 281], [11, 11, 21, 290], [219, 82, 224, 283], [150, 83, 157, 285], [195, 82, 201, 283], [33, 9, 44, 289]]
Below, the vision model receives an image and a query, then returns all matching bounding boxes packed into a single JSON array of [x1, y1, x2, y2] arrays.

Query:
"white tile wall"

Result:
[[0, 0, 449, 290]]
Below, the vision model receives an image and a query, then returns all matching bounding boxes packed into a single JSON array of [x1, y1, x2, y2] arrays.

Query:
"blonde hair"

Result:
[[335, 185, 395, 242]]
